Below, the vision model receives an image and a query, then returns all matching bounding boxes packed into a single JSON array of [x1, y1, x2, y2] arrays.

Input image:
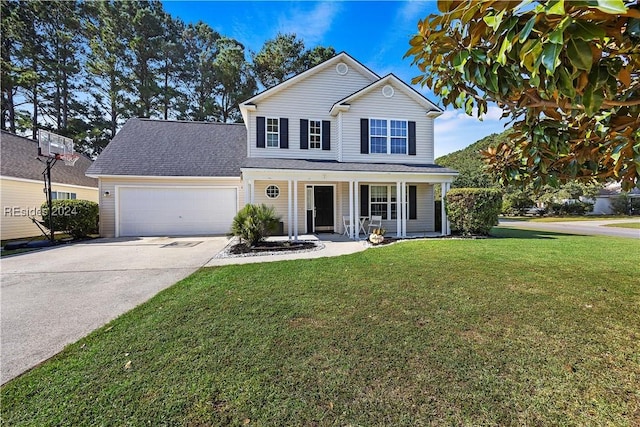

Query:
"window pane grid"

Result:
[[309, 120, 321, 149], [267, 118, 279, 147], [369, 119, 407, 154]]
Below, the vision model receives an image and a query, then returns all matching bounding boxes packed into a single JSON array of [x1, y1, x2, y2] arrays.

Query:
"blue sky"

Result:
[[162, 1, 509, 158]]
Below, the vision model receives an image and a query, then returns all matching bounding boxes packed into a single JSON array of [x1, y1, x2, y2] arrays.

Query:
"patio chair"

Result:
[[367, 215, 382, 234], [342, 216, 353, 237]]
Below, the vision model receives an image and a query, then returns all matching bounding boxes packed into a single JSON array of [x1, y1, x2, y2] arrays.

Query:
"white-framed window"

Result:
[[265, 185, 280, 199], [369, 119, 407, 154], [309, 120, 321, 149], [370, 185, 397, 220], [266, 118, 279, 148], [51, 191, 76, 200]]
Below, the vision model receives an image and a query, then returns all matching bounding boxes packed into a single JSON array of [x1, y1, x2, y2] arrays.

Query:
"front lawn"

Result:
[[504, 215, 636, 222], [2, 228, 638, 426], [603, 222, 640, 229]]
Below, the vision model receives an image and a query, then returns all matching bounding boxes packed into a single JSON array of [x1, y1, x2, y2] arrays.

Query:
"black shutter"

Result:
[[256, 116, 265, 148], [409, 185, 417, 219], [360, 118, 369, 154], [322, 120, 331, 150], [408, 121, 416, 155], [280, 118, 288, 149], [360, 185, 369, 216], [300, 119, 308, 149]]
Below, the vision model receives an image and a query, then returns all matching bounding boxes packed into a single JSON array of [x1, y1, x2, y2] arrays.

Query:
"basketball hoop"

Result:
[[57, 153, 79, 167]]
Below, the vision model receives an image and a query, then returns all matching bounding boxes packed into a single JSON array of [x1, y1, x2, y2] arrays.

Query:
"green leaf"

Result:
[[483, 9, 505, 31], [567, 38, 592, 71], [557, 67, 576, 97], [546, 0, 565, 15], [541, 43, 562, 75], [568, 20, 606, 41], [497, 35, 512, 66], [518, 16, 536, 43], [594, 0, 627, 14]]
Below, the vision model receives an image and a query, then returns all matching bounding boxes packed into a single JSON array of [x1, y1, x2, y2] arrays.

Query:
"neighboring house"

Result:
[[591, 182, 640, 215], [1, 131, 98, 241], [87, 52, 458, 238]]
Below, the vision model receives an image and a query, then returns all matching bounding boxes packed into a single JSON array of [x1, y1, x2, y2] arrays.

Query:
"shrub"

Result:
[[40, 199, 99, 239], [501, 190, 534, 215], [547, 200, 594, 216], [610, 194, 640, 215], [446, 188, 502, 236], [230, 204, 281, 246]]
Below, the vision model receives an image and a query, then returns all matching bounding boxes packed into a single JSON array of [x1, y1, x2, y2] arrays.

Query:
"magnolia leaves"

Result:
[[407, 0, 640, 190]]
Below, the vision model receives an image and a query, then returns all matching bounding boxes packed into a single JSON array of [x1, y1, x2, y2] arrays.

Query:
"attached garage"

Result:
[[117, 186, 238, 237]]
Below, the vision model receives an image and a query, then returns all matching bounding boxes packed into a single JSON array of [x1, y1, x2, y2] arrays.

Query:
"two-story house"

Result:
[[87, 53, 457, 238]]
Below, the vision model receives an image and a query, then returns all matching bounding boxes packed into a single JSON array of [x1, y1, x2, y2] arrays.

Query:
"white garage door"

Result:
[[118, 187, 237, 236]]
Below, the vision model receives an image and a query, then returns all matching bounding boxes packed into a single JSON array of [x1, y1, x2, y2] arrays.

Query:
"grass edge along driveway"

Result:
[[2, 228, 639, 426]]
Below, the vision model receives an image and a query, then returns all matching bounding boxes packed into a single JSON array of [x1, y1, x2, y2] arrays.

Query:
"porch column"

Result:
[[288, 180, 292, 239], [401, 181, 407, 237], [243, 180, 250, 205], [348, 180, 355, 239], [354, 180, 360, 238], [441, 182, 448, 236], [293, 180, 298, 241], [396, 181, 401, 237], [250, 180, 255, 204]]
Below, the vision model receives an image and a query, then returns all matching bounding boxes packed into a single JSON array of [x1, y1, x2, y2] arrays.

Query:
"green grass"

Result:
[[504, 215, 636, 222], [2, 228, 639, 426], [602, 222, 640, 229]]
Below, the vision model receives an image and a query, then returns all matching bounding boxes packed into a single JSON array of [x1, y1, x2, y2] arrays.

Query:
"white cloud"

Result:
[[434, 106, 508, 158], [277, 2, 341, 46]]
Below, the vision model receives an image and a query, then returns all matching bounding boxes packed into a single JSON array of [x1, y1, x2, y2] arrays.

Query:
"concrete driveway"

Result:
[[1, 236, 229, 385], [499, 218, 640, 239]]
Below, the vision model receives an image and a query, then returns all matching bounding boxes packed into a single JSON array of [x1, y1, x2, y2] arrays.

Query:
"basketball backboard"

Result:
[[37, 129, 74, 159]]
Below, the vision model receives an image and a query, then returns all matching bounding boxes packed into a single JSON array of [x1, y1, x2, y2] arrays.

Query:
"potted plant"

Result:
[[369, 228, 385, 244]]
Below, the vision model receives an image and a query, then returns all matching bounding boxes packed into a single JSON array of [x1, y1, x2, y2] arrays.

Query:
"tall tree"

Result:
[[122, 0, 165, 118], [39, 0, 84, 133], [1, 0, 19, 133], [406, 0, 640, 190], [158, 14, 185, 120], [83, 0, 131, 147], [10, 0, 49, 140], [213, 37, 256, 122], [180, 21, 221, 121]]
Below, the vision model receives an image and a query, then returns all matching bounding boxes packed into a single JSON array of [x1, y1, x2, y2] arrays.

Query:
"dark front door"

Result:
[[314, 186, 334, 232]]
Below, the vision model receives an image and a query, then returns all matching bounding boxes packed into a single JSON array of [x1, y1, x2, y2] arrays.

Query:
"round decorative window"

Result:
[[265, 185, 280, 199], [336, 62, 349, 75], [382, 84, 395, 98]]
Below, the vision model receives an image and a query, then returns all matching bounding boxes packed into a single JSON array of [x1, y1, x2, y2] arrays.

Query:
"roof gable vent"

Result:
[[382, 84, 395, 98], [336, 62, 349, 76]]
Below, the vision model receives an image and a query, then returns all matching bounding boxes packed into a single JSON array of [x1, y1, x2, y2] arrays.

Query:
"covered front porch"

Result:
[[241, 161, 457, 240]]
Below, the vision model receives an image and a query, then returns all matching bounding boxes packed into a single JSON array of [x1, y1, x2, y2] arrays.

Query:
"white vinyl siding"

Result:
[[0, 177, 98, 240], [342, 83, 435, 164], [247, 63, 376, 160]]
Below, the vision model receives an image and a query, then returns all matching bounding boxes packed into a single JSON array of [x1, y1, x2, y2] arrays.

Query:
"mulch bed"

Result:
[[229, 241, 318, 255]]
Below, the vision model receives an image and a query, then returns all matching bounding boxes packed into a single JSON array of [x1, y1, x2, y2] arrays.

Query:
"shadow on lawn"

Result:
[[491, 227, 587, 240]]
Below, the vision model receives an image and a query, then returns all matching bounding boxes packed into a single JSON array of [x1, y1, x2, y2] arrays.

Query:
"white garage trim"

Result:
[[115, 185, 240, 237]]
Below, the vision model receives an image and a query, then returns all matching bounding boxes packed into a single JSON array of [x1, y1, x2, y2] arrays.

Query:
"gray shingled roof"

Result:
[[86, 118, 247, 177], [1, 131, 98, 188], [242, 158, 458, 174]]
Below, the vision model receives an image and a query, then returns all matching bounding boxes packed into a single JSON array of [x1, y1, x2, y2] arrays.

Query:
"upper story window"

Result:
[[309, 120, 321, 149], [266, 118, 279, 148], [369, 119, 407, 154]]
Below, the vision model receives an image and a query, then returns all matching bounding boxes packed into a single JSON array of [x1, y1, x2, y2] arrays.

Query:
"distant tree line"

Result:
[[1, 0, 335, 157]]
